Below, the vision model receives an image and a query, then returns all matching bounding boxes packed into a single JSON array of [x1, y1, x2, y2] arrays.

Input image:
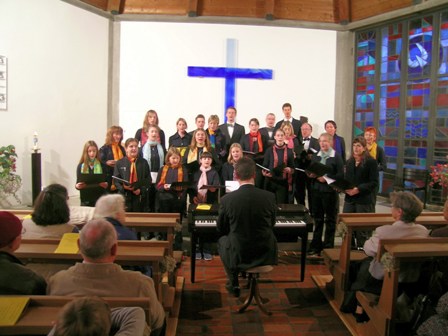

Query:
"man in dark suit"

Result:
[[217, 157, 278, 297], [259, 113, 276, 147], [274, 102, 302, 142], [295, 123, 320, 212], [218, 106, 245, 156]]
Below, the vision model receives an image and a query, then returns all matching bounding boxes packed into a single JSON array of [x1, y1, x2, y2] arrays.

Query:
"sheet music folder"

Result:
[[199, 185, 225, 190], [323, 176, 355, 191], [77, 173, 106, 184], [169, 181, 192, 191], [256, 163, 271, 172], [305, 161, 332, 177]]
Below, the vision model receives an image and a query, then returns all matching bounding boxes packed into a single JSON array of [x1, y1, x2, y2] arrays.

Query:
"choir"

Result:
[[77, 104, 385, 253]]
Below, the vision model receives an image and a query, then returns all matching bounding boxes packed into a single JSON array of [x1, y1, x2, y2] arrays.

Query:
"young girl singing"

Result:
[[114, 138, 151, 212], [75, 140, 108, 206]]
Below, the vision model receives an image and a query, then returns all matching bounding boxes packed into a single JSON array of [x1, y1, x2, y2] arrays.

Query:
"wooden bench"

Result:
[[2, 209, 180, 259], [0, 296, 152, 335], [356, 237, 448, 336], [322, 212, 446, 308], [15, 239, 167, 299]]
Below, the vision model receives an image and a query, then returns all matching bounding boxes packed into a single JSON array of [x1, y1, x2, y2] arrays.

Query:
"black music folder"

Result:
[[324, 176, 355, 191], [256, 163, 271, 172], [78, 173, 106, 185], [199, 185, 225, 190], [242, 150, 264, 162], [305, 161, 332, 177], [169, 181, 192, 191]]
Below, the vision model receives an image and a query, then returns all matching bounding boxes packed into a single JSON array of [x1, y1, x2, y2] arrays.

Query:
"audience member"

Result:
[[93, 194, 137, 240], [341, 192, 428, 323], [0, 211, 47, 295], [22, 184, 78, 239], [48, 296, 148, 336], [47, 219, 166, 335]]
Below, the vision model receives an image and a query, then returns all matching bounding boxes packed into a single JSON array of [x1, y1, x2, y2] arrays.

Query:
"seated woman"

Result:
[[93, 194, 137, 240], [341, 191, 429, 322], [22, 184, 78, 239]]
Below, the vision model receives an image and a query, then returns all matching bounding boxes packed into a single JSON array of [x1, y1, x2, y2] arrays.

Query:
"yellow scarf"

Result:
[[111, 143, 123, 161], [187, 146, 208, 164], [367, 142, 377, 160]]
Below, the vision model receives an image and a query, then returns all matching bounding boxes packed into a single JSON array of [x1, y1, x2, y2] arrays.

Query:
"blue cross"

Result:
[[188, 39, 273, 120]]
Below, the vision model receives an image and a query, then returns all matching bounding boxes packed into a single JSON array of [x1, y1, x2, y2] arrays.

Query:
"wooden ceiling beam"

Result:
[[265, 0, 275, 20], [107, 0, 125, 14], [335, 0, 351, 24], [188, 0, 198, 17]]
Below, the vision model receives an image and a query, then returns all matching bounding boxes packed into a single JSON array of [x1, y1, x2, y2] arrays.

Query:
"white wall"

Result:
[[119, 22, 336, 140], [0, 0, 109, 205]]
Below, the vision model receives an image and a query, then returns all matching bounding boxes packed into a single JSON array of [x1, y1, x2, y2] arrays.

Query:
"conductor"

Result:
[[217, 157, 278, 297]]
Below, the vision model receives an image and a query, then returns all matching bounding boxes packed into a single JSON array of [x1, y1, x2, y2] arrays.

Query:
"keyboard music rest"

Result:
[[188, 203, 313, 283]]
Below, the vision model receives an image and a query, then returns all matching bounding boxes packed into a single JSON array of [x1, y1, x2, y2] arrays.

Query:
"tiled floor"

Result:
[[176, 254, 351, 335]]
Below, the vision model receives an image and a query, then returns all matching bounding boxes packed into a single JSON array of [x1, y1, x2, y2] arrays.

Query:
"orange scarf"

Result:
[[128, 157, 138, 184], [111, 143, 123, 161], [157, 165, 183, 189]]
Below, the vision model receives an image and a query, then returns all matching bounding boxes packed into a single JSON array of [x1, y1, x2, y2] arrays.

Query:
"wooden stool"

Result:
[[237, 265, 273, 315]]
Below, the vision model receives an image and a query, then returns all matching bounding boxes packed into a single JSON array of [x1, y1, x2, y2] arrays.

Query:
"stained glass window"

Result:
[[381, 24, 402, 81], [440, 12, 448, 74], [354, 31, 376, 136], [408, 16, 434, 79]]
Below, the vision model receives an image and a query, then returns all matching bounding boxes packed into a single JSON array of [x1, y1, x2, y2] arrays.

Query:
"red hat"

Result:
[[0, 211, 22, 248]]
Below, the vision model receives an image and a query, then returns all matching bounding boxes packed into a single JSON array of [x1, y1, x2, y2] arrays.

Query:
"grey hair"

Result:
[[93, 194, 125, 220], [79, 219, 117, 260]]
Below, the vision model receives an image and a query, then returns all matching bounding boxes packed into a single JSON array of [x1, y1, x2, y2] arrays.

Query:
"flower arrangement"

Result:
[[0, 145, 22, 203], [429, 163, 448, 189]]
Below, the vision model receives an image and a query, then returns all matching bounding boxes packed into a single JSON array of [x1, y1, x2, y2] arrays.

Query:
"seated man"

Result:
[[217, 157, 278, 297], [47, 219, 165, 336], [0, 211, 47, 294], [48, 296, 148, 336]]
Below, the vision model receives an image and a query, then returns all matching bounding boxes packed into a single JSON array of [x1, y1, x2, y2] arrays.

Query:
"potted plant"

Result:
[[0, 145, 22, 205]]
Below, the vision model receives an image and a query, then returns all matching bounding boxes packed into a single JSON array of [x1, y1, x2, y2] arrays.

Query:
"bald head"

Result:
[[79, 219, 117, 262]]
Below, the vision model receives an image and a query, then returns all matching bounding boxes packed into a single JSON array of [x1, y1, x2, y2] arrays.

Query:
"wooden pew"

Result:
[[356, 237, 448, 336], [15, 239, 166, 299], [2, 209, 180, 258], [0, 296, 152, 335], [322, 213, 446, 307]]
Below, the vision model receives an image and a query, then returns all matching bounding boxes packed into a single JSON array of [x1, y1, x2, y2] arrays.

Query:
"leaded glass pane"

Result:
[[408, 16, 433, 79], [381, 23, 402, 81], [439, 11, 448, 74]]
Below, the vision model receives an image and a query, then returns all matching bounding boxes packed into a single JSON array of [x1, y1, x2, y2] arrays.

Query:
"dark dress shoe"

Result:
[[225, 284, 241, 297]]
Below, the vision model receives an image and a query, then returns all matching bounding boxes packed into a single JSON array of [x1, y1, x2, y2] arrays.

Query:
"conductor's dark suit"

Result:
[[217, 184, 278, 274]]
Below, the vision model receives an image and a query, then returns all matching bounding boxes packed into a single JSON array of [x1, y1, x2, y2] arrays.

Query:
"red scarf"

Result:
[[249, 131, 263, 153], [273, 144, 293, 190]]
